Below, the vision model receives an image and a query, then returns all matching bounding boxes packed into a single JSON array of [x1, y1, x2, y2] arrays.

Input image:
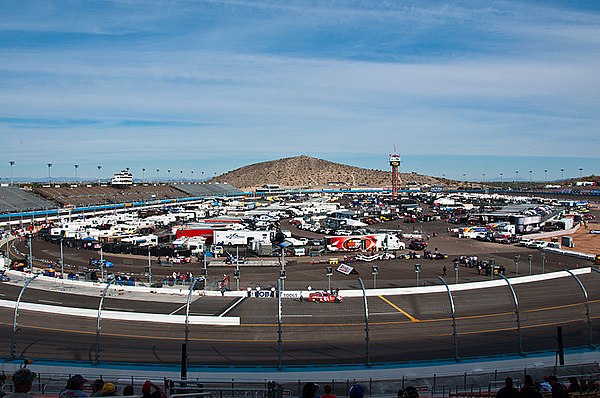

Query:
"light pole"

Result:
[[180, 170, 183, 181], [142, 168, 146, 181], [544, 169, 548, 184], [415, 264, 421, 286], [372, 265, 378, 289], [500, 173, 503, 190], [167, 169, 171, 181], [528, 254, 533, 275], [529, 170, 532, 185], [454, 259, 459, 284], [47, 163, 52, 182], [28, 233, 33, 272], [514, 255, 520, 277], [560, 168, 565, 181], [97, 165, 102, 183], [74, 164, 79, 180], [147, 247, 153, 285], [579, 168, 583, 179], [234, 267, 240, 291], [191, 170, 194, 181], [481, 173, 485, 189], [9, 161, 15, 186], [156, 169, 159, 181], [60, 238, 65, 282], [326, 267, 333, 291], [514, 170, 519, 185], [462, 173, 466, 184]]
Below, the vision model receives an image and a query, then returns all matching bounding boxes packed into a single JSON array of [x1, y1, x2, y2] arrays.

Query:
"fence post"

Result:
[[498, 274, 524, 355], [358, 278, 370, 367], [94, 278, 115, 364], [438, 276, 459, 361], [181, 277, 199, 378], [277, 279, 283, 369], [10, 274, 39, 359]]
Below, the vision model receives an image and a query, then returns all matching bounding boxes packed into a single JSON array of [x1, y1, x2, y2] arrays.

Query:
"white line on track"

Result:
[[284, 314, 313, 318], [370, 312, 406, 316], [105, 307, 135, 312], [189, 313, 217, 316], [38, 299, 63, 305], [169, 304, 187, 315]]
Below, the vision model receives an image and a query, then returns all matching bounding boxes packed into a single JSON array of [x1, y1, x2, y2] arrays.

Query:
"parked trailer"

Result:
[[325, 234, 405, 252]]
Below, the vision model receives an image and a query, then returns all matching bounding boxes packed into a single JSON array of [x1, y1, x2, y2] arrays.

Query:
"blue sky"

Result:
[[0, 0, 599, 181]]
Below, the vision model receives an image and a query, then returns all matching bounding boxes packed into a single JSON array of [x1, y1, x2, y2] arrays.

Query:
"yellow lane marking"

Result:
[[378, 295, 420, 322], [0, 322, 289, 343]]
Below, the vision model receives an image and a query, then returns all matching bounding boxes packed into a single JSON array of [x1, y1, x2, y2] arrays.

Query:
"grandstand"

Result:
[[0, 186, 56, 214], [173, 182, 243, 196], [34, 184, 190, 207]]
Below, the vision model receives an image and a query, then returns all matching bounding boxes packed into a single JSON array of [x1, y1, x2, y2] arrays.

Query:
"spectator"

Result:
[[301, 383, 319, 398], [321, 385, 336, 398], [122, 386, 134, 396], [90, 380, 104, 397], [567, 377, 580, 394], [4, 369, 36, 398], [349, 384, 366, 398], [539, 377, 552, 394], [99, 383, 116, 397], [519, 375, 542, 398], [59, 375, 88, 398], [496, 377, 519, 398], [405, 386, 419, 398], [141, 380, 165, 398], [548, 376, 568, 398]]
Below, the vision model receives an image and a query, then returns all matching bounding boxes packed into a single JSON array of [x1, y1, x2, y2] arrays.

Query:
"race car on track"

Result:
[[171, 256, 192, 264], [307, 291, 343, 303]]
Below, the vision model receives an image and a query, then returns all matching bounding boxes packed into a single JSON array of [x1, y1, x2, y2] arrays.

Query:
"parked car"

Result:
[[0, 271, 10, 282], [307, 291, 343, 303], [409, 240, 428, 250], [90, 258, 113, 268]]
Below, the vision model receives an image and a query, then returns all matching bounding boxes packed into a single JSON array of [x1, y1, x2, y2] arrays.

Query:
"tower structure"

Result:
[[389, 147, 401, 199]]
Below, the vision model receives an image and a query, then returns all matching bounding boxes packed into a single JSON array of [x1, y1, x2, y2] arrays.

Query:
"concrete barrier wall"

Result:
[[0, 298, 240, 325]]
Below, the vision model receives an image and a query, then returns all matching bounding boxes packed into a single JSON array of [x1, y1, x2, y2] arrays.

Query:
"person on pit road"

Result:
[[496, 377, 519, 398], [301, 383, 319, 398], [519, 375, 542, 398], [321, 385, 336, 398], [4, 369, 37, 398], [59, 375, 88, 398]]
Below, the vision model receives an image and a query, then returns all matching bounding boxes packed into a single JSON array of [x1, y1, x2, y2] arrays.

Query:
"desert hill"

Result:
[[210, 155, 446, 190]]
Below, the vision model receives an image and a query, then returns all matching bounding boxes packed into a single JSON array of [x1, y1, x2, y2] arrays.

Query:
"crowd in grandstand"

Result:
[[1, 370, 599, 398]]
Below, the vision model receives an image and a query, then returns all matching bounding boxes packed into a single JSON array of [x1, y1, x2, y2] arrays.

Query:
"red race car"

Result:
[[308, 291, 343, 303], [171, 256, 192, 264]]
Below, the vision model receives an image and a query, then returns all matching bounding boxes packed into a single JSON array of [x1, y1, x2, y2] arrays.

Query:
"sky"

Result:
[[0, 0, 599, 182]]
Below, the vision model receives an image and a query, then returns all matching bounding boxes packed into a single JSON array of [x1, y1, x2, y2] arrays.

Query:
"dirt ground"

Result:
[[543, 203, 600, 255]]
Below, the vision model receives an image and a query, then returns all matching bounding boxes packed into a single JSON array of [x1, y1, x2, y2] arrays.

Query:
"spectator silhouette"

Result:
[[122, 386, 134, 396], [519, 375, 542, 398], [301, 383, 319, 398], [349, 384, 366, 398], [4, 369, 36, 398], [548, 376, 568, 398], [321, 385, 336, 398], [496, 377, 519, 398], [59, 375, 88, 398], [90, 380, 104, 397], [567, 377, 580, 394]]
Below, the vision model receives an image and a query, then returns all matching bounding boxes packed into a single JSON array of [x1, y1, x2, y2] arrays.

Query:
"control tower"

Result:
[[389, 149, 401, 199]]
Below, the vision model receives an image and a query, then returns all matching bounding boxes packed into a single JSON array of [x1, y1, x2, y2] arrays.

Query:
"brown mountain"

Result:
[[210, 155, 446, 190]]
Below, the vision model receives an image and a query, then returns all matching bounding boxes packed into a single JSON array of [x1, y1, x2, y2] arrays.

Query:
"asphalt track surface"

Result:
[[1, 216, 600, 366]]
